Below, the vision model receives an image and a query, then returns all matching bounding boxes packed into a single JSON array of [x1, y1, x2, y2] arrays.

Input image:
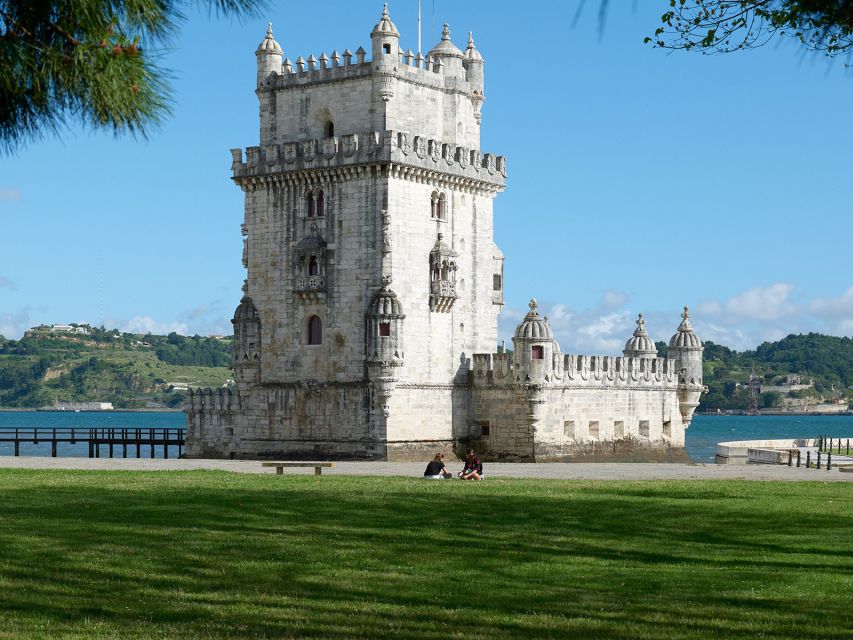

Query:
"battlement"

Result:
[[231, 130, 506, 190], [185, 387, 238, 414], [260, 47, 472, 93], [472, 352, 678, 388]]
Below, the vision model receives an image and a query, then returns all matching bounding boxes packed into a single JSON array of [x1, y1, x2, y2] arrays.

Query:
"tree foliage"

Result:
[[646, 0, 853, 56], [0, 0, 266, 154]]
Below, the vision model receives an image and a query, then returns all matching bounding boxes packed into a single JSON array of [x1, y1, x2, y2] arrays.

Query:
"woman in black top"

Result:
[[458, 448, 483, 480], [423, 452, 452, 479]]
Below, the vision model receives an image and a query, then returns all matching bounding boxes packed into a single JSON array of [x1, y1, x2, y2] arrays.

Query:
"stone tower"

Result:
[[185, 6, 507, 459]]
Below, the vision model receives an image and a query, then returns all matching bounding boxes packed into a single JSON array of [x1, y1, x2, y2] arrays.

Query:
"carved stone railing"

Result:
[[295, 275, 325, 292], [430, 280, 456, 313]]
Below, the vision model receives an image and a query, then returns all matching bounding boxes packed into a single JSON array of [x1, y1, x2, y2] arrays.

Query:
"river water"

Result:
[[1, 411, 851, 462]]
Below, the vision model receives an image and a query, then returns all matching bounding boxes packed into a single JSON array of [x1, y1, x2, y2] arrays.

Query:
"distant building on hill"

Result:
[[186, 8, 705, 461]]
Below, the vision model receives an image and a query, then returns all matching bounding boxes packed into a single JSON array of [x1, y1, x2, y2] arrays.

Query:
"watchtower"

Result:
[[186, 6, 507, 459]]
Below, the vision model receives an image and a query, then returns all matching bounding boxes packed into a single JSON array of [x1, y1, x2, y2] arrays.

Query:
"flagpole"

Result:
[[418, 0, 422, 54]]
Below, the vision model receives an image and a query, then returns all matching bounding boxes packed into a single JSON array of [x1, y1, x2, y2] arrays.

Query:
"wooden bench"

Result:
[[261, 461, 336, 476]]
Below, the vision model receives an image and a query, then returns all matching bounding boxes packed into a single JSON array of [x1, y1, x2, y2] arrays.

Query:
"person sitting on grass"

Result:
[[423, 452, 452, 479], [458, 448, 483, 480]]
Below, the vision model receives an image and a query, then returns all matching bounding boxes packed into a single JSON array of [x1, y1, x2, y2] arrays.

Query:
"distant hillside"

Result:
[[684, 333, 853, 412], [1, 328, 851, 411], [0, 328, 232, 409]]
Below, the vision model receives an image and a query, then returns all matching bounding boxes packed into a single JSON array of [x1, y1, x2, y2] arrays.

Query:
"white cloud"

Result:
[[0, 275, 15, 290], [725, 283, 797, 321], [0, 309, 31, 340], [0, 188, 21, 202], [600, 290, 629, 308], [810, 286, 853, 317], [122, 316, 189, 336]]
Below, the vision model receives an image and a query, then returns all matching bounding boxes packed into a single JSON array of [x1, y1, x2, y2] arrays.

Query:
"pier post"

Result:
[[150, 428, 155, 459], [71, 428, 76, 444], [51, 428, 57, 457], [827, 453, 832, 471], [806, 451, 811, 468], [817, 452, 822, 469], [164, 429, 169, 459], [14, 428, 19, 456], [109, 428, 114, 458], [796, 450, 801, 468]]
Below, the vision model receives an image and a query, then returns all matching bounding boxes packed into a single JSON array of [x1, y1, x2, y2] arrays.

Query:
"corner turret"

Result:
[[463, 31, 485, 91], [255, 23, 282, 88], [667, 307, 704, 427], [512, 299, 560, 383], [371, 4, 400, 62], [232, 280, 261, 386]]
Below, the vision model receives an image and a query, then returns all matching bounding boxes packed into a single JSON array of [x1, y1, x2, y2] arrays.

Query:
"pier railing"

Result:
[[0, 428, 185, 458]]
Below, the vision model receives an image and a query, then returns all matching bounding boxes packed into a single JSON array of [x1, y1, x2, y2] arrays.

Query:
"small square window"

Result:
[[493, 274, 502, 291], [639, 420, 650, 438], [379, 322, 391, 337], [531, 345, 544, 360], [589, 421, 600, 439]]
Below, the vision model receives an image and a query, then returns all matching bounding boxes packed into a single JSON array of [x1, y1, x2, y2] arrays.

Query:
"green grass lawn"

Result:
[[0, 471, 851, 639]]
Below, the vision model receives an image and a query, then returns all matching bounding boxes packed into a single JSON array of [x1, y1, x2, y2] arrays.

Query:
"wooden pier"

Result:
[[0, 428, 185, 458]]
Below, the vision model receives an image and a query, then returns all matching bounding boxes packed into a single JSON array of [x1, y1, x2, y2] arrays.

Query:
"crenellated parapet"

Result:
[[185, 387, 239, 415], [259, 48, 469, 92], [472, 352, 679, 389], [231, 130, 506, 192]]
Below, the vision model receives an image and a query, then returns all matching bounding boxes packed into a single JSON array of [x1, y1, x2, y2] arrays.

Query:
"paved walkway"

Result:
[[1, 456, 851, 481]]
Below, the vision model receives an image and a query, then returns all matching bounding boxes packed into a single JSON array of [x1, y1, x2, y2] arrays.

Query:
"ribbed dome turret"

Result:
[[368, 282, 405, 319], [464, 31, 483, 62], [514, 299, 553, 340], [256, 23, 282, 56], [371, 3, 399, 37], [669, 307, 702, 349], [430, 23, 464, 58], [623, 313, 657, 358]]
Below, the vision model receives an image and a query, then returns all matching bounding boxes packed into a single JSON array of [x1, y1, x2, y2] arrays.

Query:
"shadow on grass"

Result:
[[0, 471, 851, 639]]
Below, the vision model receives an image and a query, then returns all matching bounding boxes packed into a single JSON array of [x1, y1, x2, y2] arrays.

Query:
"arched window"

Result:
[[306, 190, 315, 218], [307, 315, 322, 345], [297, 256, 306, 275], [324, 121, 334, 138], [308, 255, 319, 276], [430, 191, 439, 219], [531, 345, 544, 360], [315, 189, 325, 218], [438, 193, 447, 220], [383, 43, 391, 54]]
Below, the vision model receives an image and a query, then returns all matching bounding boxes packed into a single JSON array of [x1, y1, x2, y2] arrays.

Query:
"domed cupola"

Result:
[[371, 4, 400, 61], [512, 299, 560, 382], [255, 23, 283, 87], [669, 306, 702, 350], [514, 298, 553, 341], [429, 23, 465, 77], [256, 22, 283, 56], [623, 313, 658, 359]]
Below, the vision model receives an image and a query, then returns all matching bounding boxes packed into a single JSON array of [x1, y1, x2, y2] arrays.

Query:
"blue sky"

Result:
[[1, 1, 852, 353]]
